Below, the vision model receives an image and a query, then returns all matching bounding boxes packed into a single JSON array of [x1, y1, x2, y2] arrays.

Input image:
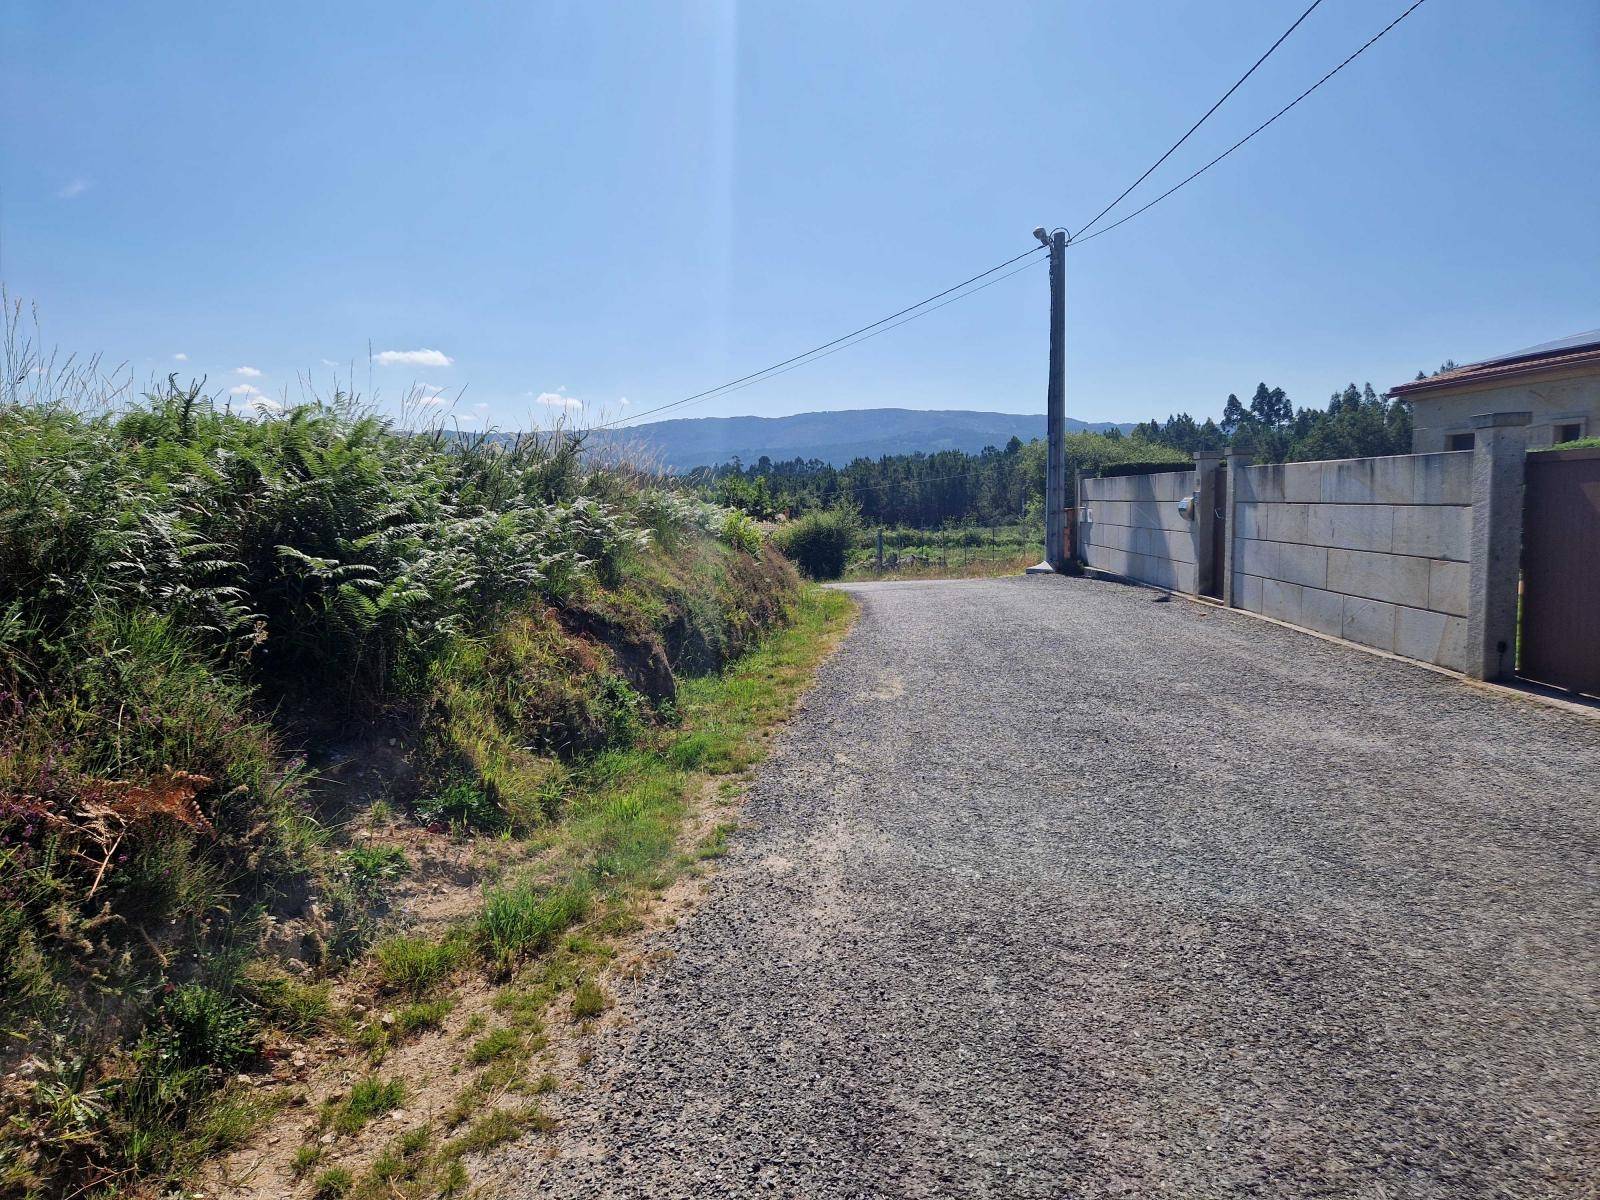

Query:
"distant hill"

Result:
[[588, 408, 1133, 471]]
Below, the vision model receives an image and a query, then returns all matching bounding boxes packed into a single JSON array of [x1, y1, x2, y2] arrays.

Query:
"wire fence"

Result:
[[844, 523, 1044, 581]]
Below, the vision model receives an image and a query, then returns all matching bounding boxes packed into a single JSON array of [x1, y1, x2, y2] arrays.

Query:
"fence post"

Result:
[[1193, 450, 1221, 597], [1466, 411, 1532, 681], [1222, 450, 1252, 607]]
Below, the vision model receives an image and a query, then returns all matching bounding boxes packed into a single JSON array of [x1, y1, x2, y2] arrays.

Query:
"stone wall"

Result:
[[1079, 469, 1199, 594], [1230, 452, 1473, 671]]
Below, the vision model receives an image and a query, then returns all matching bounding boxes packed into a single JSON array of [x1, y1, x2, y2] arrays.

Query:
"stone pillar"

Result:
[[1193, 451, 1221, 597], [1465, 411, 1531, 681], [1222, 451, 1252, 607]]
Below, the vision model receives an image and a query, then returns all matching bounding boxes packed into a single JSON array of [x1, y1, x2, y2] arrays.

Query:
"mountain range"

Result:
[[587, 408, 1133, 471]]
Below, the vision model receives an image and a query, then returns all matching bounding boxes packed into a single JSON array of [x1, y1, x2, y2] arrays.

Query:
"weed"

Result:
[[436, 1157, 470, 1195], [313, 1166, 354, 1198], [373, 934, 467, 997], [476, 881, 589, 972], [395, 996, 455, 1035], [0, 344, 817, 1199], [194, 1091, 270, 1156], [440, 1107, 530, 1158], [415, 775, 503, 831], [324, 1075, 406, 1135], [341, 844, 411, 894], [158, 984, 259, 1071], [291, 1144, 323, 1177], [467, 1027, 523, 1066], [570, 979, 608, 1022], [240, 967, 335, 1035], [396, 1125, 432, 1156], [697, 822, 736, 859]]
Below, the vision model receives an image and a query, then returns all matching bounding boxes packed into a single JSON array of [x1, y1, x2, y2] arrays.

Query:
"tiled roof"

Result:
[[1389, 334, 1600, 398]]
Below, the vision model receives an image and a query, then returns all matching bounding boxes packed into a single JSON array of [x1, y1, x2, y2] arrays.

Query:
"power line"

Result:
[[601, 0, 1426, 441], [600, 256, 1045, 432], [598, 245, 1045, 430], [1072, 0, 1326, 243], [1071, 0, 1429, 248]]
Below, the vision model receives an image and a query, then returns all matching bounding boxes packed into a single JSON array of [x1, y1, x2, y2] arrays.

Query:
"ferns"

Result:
[[0, 382, 692, 713]]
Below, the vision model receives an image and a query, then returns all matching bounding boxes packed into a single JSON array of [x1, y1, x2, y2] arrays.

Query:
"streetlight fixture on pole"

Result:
[[1027, 225, 1068, 574]]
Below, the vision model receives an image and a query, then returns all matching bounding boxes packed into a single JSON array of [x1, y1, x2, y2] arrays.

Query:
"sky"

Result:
[[3, 0, 1597, 431]]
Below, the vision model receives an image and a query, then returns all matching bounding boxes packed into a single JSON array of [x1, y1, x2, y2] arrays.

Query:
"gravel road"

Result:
[[509, 574, 1599, 1198]]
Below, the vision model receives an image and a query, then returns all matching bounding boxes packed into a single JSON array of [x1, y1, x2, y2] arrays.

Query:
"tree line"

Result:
[[700, 376, 1425, 529]]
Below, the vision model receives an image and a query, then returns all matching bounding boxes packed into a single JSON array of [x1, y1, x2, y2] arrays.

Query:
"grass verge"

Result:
[[227, 585, 854, 1197]]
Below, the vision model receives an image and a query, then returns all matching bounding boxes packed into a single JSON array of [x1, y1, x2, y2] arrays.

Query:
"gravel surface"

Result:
[[509, 575, 1599, 1198]]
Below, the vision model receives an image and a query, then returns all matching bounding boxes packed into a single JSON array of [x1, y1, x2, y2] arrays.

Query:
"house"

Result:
[[1389, 330, 1600, 452]]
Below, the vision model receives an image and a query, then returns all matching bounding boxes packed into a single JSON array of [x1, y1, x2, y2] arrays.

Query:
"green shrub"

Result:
[[774, 508, 858, 580], [720, 510, 763, 556], [1538, 435, 1600, 451]]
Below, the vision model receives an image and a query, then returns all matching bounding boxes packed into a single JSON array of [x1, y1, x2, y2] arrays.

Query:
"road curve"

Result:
[[507, 574, 1599, 1199]]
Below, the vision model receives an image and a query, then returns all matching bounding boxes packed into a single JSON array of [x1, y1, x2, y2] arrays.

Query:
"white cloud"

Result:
[[227, 383, 281, 415], [234, 365, 261, 377], [173, 353, 188, 362], [533, 391, 583, 412], [57, 178, 90, 199], [618, 396, 630, 406], [321, 358, 340, 368], [375, 348, 453, 368]]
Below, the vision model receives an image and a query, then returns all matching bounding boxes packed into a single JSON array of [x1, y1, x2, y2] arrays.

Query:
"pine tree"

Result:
[[1220, 393, 1249, 437]]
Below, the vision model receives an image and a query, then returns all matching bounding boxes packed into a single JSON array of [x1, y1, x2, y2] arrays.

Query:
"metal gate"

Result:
[[1520, 447, 1600, 697]]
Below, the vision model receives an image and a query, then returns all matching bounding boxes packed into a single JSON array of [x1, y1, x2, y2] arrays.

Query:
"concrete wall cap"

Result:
[[1470, 411, 1533, 429]]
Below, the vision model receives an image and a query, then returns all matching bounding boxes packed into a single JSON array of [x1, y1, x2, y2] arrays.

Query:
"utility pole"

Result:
[[1027, 226, 1068, 573]]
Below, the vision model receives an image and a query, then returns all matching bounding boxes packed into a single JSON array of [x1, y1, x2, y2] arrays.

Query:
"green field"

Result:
[[844, 523, 1043, 580]]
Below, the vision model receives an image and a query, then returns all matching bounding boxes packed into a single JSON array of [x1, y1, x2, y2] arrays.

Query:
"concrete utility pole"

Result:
[[1027, 226, 1068, 573]]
